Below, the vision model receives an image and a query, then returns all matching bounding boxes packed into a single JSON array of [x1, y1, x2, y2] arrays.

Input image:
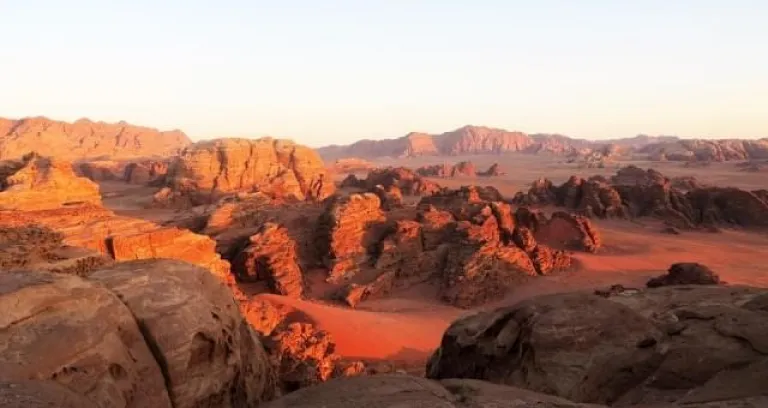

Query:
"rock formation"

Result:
[[0, 116, 190, 160], [477, 162, 505, 176], [427, 284, 768, 406], [513, 165, 768, 229], [231, 222, 305, 298], [343, 167, 442, 196], [123, 160, 169, 184], [646, 262, 721, 287], [315, 193, 387, 282], [157, 138, 334, 206], [0, 260, 276, 408], [416, 161, 477, 177], [330, 158, 376, 174], [0, 153, 102, 210]]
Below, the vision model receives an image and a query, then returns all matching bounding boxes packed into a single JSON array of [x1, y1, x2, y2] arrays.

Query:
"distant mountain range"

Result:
[[0, 116, 191, 161], [318, 125, 768, 162]]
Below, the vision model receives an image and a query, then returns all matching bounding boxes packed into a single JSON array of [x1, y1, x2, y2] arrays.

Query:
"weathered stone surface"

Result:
[[315, 193, 386, 282], [264, 323, 339, 392], [158, 138, 334, 206], [0, 117, 189, 161], [88, 260, 276, 407], [428, 285, 768, 407], [330, 158, 376, 174], [416, 161, 477, 177], [76, 160, 123, 181], [0, 154, 102, 210], [263, 375, 605, 408], [231, 223, 305, 298], [123, 160, 168, 185], [478, 162, 505, 176], [372, 184, 403, 210], [647, 262, 721, 287], [536, 211, 602, 252], [357, 167, 442, 196], [0, 271, 173, 408], [0, 380, 100, 408]]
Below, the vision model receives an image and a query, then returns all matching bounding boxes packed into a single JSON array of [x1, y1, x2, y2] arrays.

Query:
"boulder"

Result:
[[231, 222, 305, 298], [88, 260, 276, 407], [264, 323, 339, 392], [0, 270, 173, 407], [646, 262, 721, 287], [359, 167, 441, 196], [536, 211, 602, 252], [0, 154, 102, 210], [159, 138, 334, 206], [427, 285, 768, 406]]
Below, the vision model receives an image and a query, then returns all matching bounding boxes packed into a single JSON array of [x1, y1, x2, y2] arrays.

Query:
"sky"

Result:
[[1, 0, 767, 147]]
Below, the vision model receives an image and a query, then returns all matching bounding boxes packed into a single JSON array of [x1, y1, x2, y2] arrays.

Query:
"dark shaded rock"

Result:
[[647, 263, 721, 288]]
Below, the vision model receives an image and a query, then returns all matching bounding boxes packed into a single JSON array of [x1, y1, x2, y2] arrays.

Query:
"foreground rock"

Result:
[[427, 284, 768, 406], [0, 260, 276, 408], [0, 381, 100, 408], [157, 138, 334, 206], [0, 153, 102, 210], [263, 375, 604, 408], [0, 116, 190, 161], [89, 260, 276, 407]]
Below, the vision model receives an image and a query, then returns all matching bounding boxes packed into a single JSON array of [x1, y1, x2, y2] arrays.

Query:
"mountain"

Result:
[[317, 125, 768, 162], [0, 116, 191, 161]]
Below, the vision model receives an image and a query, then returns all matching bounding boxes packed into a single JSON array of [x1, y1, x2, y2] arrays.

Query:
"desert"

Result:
[[1, 115, 767, 407]]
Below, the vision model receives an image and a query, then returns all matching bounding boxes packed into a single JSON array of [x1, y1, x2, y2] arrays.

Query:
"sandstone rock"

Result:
[[123, 160, 168, 185], [76, 160, 123, 181], [315, 193, 386, 282], [264, 323, 339, 392], [231, 222, 305, 298], [0, 154, 102, 210], [478, 162, 505, 176], [0, 380, 100, 408], [536, 211, 602, 252], [241, 297, 288, 337], [337, 270, 396, 308], [88, 260, 276, 407], [0, 117, 189, 161], [440, 243, 537, 308], [0, 270, 173, 407], [339, 174, 364, 189], [416, 161, 476, 177], [417, 206, 456, 250], [428, 285, 768, 406], [646, 262, 721, 287], [363, 167, 442, 196], [160, 138, 334, 206], [330, 158, 376, 174], [262, 375, 604, 408], [372, 184, 403, 210]]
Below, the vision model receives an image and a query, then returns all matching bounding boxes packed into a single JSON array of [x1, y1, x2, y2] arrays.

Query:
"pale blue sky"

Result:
[[2, 0, 767, 146]]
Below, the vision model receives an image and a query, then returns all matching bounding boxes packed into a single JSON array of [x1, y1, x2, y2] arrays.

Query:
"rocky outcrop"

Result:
[[416, 161, 477, 177], [315, 193, 387, 282], [263, 323, 339, 392], [513, 166, 768, 229], [262, 375, 602, 408], [535, 211, 602, 252], [0, 380, 100, 408], [427, 284, 768, 406], [123, 160, 169, 185], [0, 154, 102, 210], [0, 204, 230, 281], [647, 262, 721, 287], [330, 158, 376, 174], [0, 117, 190, 161], [76, 160, 124, 181], [351, 167, 442, 196], [231, 223, 305, 298], [477, 162, 505, 176], [158, 138, 334, 206], [639, 138, 768, 162], [0, 260, 276, 408], [371, 184, 403, 210]]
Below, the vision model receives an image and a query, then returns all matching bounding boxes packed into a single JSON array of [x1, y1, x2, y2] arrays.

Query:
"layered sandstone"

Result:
[[158, 138, 334, 206], [0, 153, 102, 210], [416, 161, 477, 177], [330, 158, 376, 174], [343, 167, 442, 196], [0, 116, 190, 160]]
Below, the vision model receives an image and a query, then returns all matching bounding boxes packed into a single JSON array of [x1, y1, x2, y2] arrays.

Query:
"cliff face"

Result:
[[0, 117, 191, 161], [159, 137, 334, 206], [319, 125, 767, 162]]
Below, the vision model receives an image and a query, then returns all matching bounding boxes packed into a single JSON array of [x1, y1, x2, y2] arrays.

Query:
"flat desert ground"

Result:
[[101, 154, 768, 371]]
